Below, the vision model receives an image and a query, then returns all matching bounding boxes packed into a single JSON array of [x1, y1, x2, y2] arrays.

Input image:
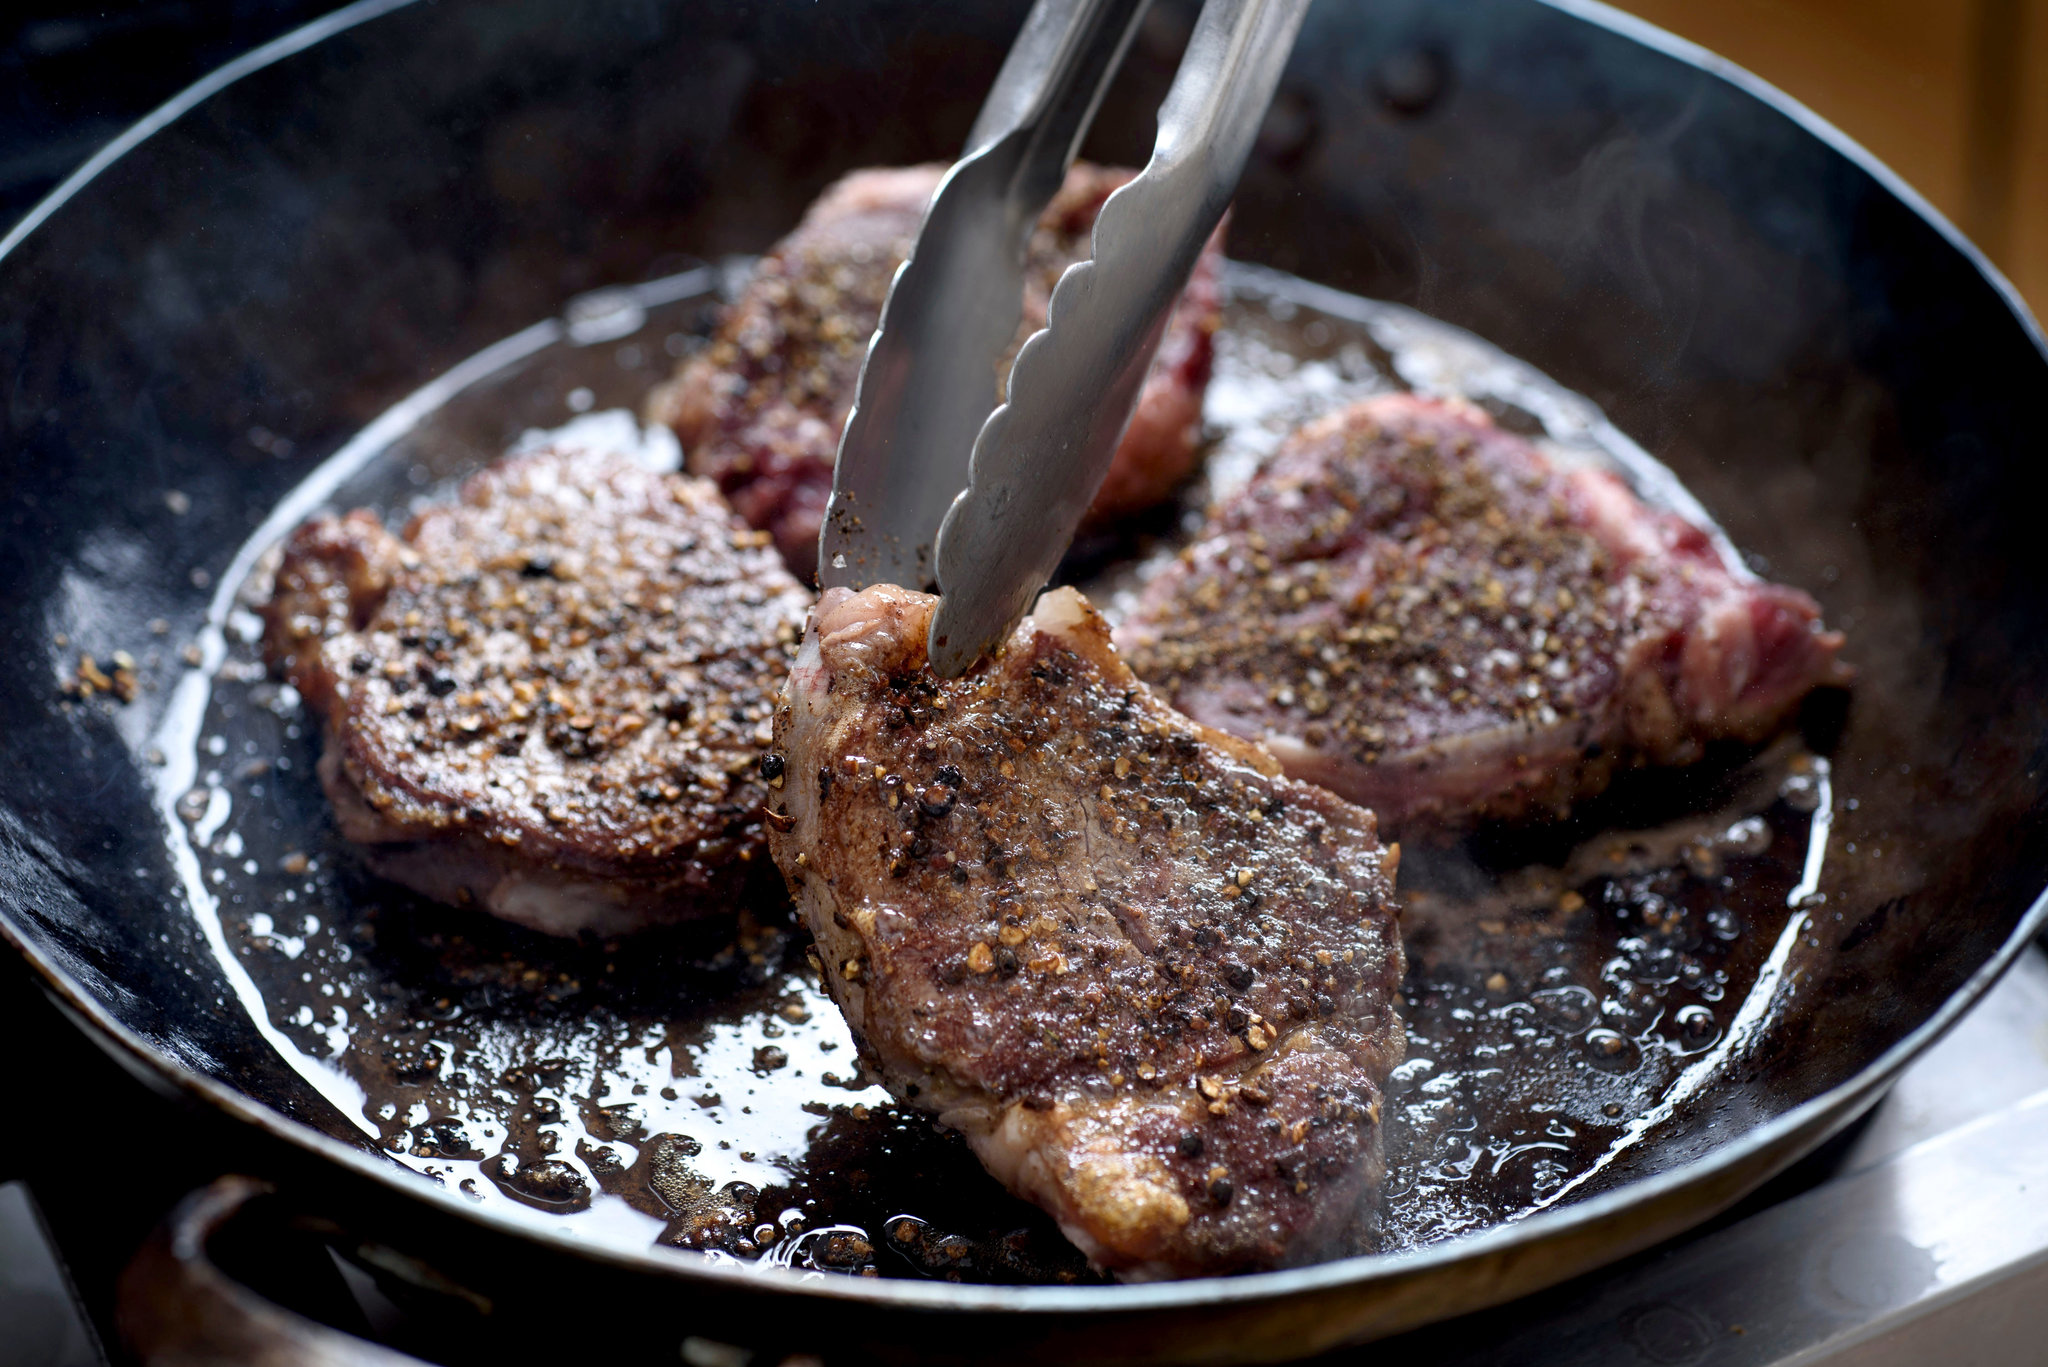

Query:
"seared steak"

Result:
[[767, 584, 1404, 1278], [262, 446, 810, 937], [648, 162, 1223, 581], [1118, 395, 1848, 833]]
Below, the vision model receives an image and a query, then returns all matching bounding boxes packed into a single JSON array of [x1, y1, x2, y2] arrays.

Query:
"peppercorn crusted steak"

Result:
[[262, 446, 810, 937], [648, 162, 1223, 581], [1118, 395, 1849, 834], [767, 584, 1404, 1279]]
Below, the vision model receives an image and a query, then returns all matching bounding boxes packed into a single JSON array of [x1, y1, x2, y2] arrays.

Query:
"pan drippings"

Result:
[[161, 263, 1840, 1282]]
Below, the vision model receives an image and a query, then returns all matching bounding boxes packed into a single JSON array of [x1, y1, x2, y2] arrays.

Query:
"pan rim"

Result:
[[4, 0, 2048, 1318]]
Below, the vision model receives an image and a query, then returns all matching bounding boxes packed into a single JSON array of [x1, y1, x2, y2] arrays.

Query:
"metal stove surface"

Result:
[[7, 947, 2045, 1366]]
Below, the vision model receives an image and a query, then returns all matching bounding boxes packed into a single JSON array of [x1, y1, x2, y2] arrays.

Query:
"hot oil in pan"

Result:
[[163, 261, 1841, 1282], [1376, 746, 1830, 1246]]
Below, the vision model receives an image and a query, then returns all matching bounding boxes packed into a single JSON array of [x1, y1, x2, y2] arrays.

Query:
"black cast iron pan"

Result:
[[2, 0, 2046, 1362]]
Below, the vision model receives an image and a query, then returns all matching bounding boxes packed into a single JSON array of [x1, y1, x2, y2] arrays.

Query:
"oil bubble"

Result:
[[1722, 815, 1772, 855], [1603, 979, 1661, 1033], [1582, 1028, 1641, 1073], [1780, 772, 1822, 813], [1531, 985, 1598, 1035], [1672, 1004, 1721, 1053]]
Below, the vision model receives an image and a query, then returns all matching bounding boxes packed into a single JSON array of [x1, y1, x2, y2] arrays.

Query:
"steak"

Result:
[[261, 445, 811, 937], [648, 162, 1223, 582], [1118, 395, 1849, 833], [767, 583, 1404, 1278]]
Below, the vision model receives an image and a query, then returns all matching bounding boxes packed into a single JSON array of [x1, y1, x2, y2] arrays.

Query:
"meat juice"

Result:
[[152, 260, 1841, 1281]]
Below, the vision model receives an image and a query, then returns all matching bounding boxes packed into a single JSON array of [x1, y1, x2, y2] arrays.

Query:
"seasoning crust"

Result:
[[1119, 395, 1847, 832], [768, 584, 1404, 1278], [263, 446, 811, 936]]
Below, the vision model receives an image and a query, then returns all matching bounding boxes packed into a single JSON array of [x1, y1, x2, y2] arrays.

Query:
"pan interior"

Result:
[[153, 257, 1845, 1279]]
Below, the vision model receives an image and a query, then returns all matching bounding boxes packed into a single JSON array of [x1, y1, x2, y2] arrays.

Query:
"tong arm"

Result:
[[819, 0, 1152, 593], [925, 0, 1312, 675]]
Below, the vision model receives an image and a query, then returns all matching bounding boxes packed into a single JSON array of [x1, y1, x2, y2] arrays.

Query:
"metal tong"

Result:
[[819, 0, 1311, 676]]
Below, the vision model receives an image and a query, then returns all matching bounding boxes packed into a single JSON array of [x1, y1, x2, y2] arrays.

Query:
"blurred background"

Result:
[[5, 0, 2044, 314], [1612, 0, 2047, 314]]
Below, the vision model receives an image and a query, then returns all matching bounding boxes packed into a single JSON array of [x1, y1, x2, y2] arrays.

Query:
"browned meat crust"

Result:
[[768, 584, 1404, 1278], [648, 162, 1223, 581], [1118, 395, 1849, 833], [261, 446, 811, 936]]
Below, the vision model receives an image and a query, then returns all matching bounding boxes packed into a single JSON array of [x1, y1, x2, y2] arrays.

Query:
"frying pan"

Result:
[[3, 0, 2046, 1362]]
